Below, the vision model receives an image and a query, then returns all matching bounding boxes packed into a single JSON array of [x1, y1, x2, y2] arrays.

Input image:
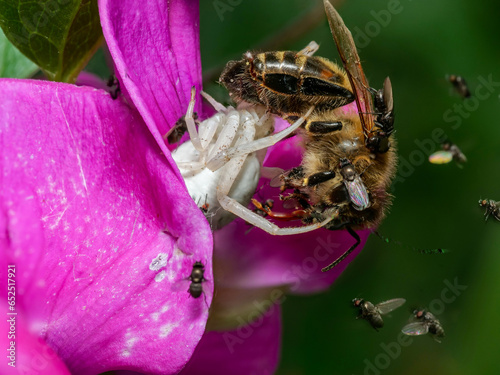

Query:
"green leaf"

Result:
[[0, 27, 37, 77], [0, 0, 103, 83]]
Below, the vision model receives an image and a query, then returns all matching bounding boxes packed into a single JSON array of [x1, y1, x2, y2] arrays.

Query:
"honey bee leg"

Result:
[[251, 198, 308, 221], [303, 171, 336, 186], [299, 41, 320, 57], [321, 226, 360, 272], [218, 188, 334, 235], [207, 107, 314, 172], [175, 161, 205, 175], [185, 86, 203, 151], [306, 120, 343, 134]]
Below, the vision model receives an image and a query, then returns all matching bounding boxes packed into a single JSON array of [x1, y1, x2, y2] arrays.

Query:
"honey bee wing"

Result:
[[401, 321, 430, 336], [382, 77, 394, 113], [375, 298, 406, 315], [323, 0, 374, 137]]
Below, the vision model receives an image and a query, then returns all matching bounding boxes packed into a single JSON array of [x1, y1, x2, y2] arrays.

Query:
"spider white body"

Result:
[[173, 103, 269, 230]]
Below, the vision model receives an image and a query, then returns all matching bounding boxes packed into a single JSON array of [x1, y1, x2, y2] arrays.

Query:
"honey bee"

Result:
[[479, 199, 500, 221], [183, 1, 396, 267], [353, 297, 406, 331], [402, 309, 445, 343], [236, 1, 396, 271]]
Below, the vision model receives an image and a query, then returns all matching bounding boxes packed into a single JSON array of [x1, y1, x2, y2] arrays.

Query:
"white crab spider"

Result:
[[172, 42, 334, 234]]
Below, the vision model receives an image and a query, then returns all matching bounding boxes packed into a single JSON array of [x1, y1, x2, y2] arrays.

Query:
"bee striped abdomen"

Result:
[[220, 50, 355, 122], [250, 52, 353, 99]]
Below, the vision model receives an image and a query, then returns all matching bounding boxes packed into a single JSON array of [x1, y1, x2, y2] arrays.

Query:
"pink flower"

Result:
[[0, 0, 212, 373], [0, 0, 370, 374]]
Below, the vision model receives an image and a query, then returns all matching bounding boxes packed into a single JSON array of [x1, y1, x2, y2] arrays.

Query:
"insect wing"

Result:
[[324, 0, 374, 138], [402, 321, 429, 336], [345, 176, 370, 211], [270, 169, 289, 188], [429, 150, 453, 164], [171, 278, 191, 293], [450, 144, 467, 164], [375, 298, 406, 315], [282, 197, 302, 210], [382, 77, 394, 114]]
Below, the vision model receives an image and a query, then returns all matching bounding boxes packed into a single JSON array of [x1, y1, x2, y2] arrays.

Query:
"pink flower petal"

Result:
[[179, 304, 282, 375], [0, 300, 71, 375], [76, 71, 109, 91], [0, 79, 212, 374], [215, 220, 370, 295], [99, 0, 202, 150]]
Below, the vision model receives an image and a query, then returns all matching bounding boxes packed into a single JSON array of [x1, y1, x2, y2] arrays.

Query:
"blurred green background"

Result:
[[199, 0, 500, 374]]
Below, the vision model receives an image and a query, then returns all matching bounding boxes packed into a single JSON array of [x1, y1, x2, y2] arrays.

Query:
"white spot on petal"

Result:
[[149, 253, 168, 271], [151, 312, 160, 322], [159, 323, 178, 338], [155, 270, 167, 282]]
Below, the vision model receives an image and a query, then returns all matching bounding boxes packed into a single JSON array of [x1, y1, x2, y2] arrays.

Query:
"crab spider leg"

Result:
[[201, 90, 231, 113], [256, 111, 270, 127], [185, 87, 203, 151], [206, 111, 242, 161], [175, 161, 206, 176], [198, 113, 223, 151], [217, 184, 335, 235], [207, 106, 314, 172]]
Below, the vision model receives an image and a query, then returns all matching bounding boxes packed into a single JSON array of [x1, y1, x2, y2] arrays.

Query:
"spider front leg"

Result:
[[207, 107, 314, 172], [184, 86, 204, 151]]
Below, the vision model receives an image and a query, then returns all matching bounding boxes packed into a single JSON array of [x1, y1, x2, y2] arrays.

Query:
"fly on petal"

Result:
[[345, 178, 370, 211]]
